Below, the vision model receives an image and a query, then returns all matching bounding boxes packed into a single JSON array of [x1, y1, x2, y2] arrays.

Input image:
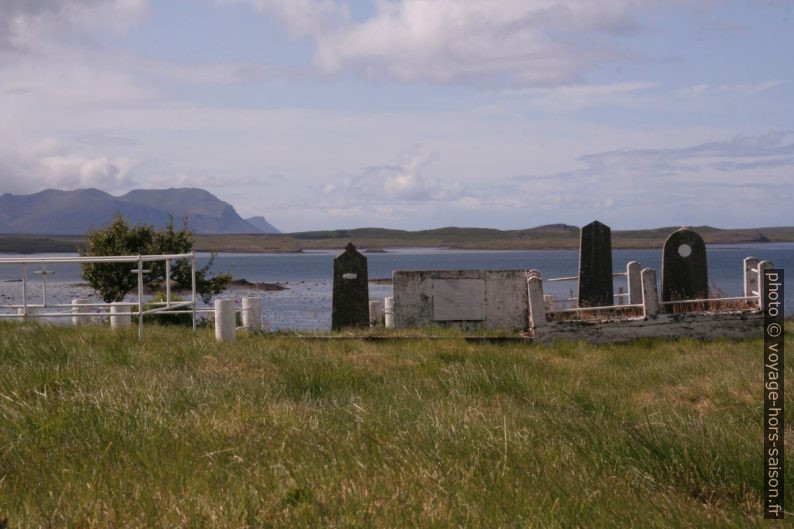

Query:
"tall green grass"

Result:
[[0, 322, 790, 528]]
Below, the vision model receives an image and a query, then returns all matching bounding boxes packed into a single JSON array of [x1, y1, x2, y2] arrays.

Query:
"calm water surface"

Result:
[[1, 243, 792, 329]]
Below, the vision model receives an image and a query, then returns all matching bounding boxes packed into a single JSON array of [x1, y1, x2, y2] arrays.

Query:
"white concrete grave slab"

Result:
[[393, 270, 530, 331], [432, 279, 486, 321]]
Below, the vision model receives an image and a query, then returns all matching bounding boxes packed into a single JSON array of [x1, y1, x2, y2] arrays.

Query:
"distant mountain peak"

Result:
[[532, 223, 579, 232], [0, 187, 268, 235], [245, 216, 281, 234]]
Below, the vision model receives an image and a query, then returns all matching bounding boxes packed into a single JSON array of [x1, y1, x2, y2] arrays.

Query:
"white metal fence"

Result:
[[528, 256, 769, 324], [543, 262, 643, 314], [0, 253, 200, 339]]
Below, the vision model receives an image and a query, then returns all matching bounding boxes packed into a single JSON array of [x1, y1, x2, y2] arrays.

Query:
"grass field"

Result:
[[0, 322, 791, 528]]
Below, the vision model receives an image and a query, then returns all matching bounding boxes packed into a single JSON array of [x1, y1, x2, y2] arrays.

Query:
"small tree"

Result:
[[80, 216, 154, 302], [81, 214, 231, 303]]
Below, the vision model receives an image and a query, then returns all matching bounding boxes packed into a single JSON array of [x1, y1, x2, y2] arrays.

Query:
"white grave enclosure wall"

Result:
[[393, 270, 529, 331]]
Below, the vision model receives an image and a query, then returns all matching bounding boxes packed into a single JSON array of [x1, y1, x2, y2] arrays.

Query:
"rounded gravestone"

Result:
[[661, 228, 708, 310], [577, 220, 614, 308]]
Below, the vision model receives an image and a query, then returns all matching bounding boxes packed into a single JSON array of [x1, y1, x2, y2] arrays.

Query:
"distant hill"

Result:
[[0, 188, 278, 234], [1, 223, 792, 253], [245, 216, 281, 234], [188, 224, 794, 252]]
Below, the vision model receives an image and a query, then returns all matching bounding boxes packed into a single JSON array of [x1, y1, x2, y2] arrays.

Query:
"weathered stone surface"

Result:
[[661, 228, 708, 308], [527, 275, 547, 329], [432, 279, 486, 321], [384, 296, 394, 328], [332, 242, 369, 330], [369, 300, 383, 327], [641, 268, 659, 318], [532, 311, 762, 344], [214, 299, 236, 342], [626, 261, 642, 305], [241, 296, 263, 332], [110, 302, 131, 329], [393, 270, 529, 331], [577, 220, 613, 307]]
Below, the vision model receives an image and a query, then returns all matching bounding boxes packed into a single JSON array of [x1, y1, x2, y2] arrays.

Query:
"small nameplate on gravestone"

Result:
[[332, 242, 369, 330], [432, 279, 486, 321]]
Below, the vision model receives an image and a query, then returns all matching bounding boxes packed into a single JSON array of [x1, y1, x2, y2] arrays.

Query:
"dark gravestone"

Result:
[[661, 228, 708, 309], [577, 220, 613, 307], [331, 242, 370, 330]]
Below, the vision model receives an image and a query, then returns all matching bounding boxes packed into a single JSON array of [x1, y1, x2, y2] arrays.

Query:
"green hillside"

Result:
[[1, 225, 793, 254]]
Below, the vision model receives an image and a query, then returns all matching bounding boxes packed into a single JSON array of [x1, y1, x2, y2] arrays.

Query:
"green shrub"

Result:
[[80, 215, 231, 303]]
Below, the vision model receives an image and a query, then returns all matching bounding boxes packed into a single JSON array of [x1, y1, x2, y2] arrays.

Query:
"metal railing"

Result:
[[545, 271, 629, 282], [658, 295, 758, 306], [657, 261, 769, 310], [0, 253, 200, 339], [544, 271, 642, 314], [540, 259, 768, 318]]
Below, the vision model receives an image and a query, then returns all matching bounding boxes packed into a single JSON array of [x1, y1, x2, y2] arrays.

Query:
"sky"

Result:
[[0, 0, 792, 232]]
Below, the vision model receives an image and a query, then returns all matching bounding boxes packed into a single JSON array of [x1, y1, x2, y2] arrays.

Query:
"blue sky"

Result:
[[0, 0, 792, 232]]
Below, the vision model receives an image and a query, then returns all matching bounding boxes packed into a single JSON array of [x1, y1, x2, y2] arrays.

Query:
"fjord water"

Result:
[[1, 243, 792, 329]]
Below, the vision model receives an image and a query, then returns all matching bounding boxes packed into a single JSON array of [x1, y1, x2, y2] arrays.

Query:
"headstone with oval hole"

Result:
[[577, 220, 613, 307], [661, 228, 708, 310], [332, 242, 370, 330]]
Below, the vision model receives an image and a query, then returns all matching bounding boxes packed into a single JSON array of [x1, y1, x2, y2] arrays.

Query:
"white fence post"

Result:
[[110, 302, 131, 329], [241, 296, 263, 332], [215, 299, 236, 342], [527, 274, 547, 329], [641, 268, 659, 318], [21, 263, 28, 318], [758, 260, 774, 312], [17, 307, 38, 320], [190, 252, 197, 332], [369, 300, 383, 327], [384, 297, 394, 328], [71, 299, 92, 325], [743, 257, 761, 305], [627, 261, 642, 305]]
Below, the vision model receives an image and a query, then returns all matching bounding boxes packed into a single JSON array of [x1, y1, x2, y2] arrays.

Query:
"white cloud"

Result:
[[39, 155, 137, 189], [677, 80, 787, 97], [0, 0, 147, 51], [0, 58, 156, 107], [0, 0, 790, 232], [329, 145, 464, 203], [0, 0, 156, 112], [509, 82, 657, 112], [0, 137, 137, 193], [505, 131, 794, 226], [227, 0, 680, 87]]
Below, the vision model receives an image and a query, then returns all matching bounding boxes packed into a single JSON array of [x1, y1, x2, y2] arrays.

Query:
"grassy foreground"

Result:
[[0, 323, 791, 528]]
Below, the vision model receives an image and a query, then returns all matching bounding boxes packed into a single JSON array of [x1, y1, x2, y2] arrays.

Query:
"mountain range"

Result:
[[0, 188, 280, 234]]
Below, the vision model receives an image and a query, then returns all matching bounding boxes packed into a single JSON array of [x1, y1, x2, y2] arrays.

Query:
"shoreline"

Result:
[[2, 225, 792, 255], [1, 239, 791, 256]]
